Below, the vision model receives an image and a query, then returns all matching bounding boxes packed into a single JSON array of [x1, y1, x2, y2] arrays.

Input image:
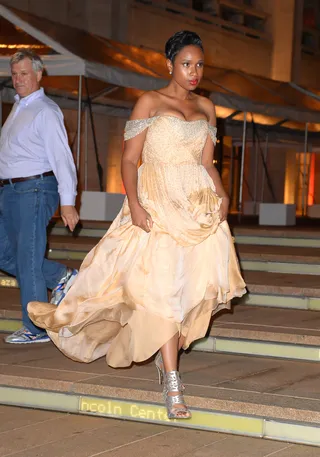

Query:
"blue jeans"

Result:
[[0, 175, 67, 334]]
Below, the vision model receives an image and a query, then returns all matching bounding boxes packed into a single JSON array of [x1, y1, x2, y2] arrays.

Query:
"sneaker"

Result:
[[4, 327, 50, 344], [50, 268, 78, 305]]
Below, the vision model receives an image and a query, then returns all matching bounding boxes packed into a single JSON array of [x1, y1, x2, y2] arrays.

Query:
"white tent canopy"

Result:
[[1, 3, 320, 126], [0, 4, 166, 91]]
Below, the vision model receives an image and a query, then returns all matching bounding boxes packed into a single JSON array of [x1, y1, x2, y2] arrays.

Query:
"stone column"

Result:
[[260, 0, 303, 83], [111, 0, 131, 42], [270, 0, 296, 82]]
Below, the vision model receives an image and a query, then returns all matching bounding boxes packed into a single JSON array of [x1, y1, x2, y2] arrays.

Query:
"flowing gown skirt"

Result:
[[28, 116, 246, 367]]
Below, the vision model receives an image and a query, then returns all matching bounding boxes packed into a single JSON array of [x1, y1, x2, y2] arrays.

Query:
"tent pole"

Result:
[[84, 106, 88, 191], [238, 112, 247, 219], [261, 133, 269, 202], [229, 140, 234, 200], [76, 75, 82, 170], [253, 137, 259, 214], [302, 122, 308, 216], [0, 91, 2, 134]]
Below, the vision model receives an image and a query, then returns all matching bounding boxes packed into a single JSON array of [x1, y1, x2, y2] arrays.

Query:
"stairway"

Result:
[[2, 222, 320, 359], [1, 222, 320, 446]]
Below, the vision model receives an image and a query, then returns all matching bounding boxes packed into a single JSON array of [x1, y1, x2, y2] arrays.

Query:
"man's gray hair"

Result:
[[10, 49, 44, 73]]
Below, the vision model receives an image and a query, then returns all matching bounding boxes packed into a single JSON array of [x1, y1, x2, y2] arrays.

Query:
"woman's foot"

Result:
[[164, 370, 191, 420]]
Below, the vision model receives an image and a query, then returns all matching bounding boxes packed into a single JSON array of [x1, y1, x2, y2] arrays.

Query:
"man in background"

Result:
[[0, 49, 79, 344]]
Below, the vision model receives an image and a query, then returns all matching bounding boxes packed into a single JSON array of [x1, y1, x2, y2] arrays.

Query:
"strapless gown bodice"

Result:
[[125, 116, 217, 165]]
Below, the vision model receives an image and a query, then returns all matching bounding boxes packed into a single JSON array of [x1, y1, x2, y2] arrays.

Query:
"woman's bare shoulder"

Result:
[[195, 94, 216, 122], [130, 91, 161, 120], [196, 94, 215, 111]]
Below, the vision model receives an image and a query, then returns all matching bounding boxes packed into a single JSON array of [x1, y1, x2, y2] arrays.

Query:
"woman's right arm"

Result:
[[121, 93, 155, 232]]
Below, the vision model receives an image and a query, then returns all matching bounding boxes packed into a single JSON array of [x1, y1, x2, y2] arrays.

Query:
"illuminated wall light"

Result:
[[0, 44, 47, 49], [308, 152, 315, 206], [215, 106, 235, 118], [284, 151, 296, 204], [232, 112, 281, 126]]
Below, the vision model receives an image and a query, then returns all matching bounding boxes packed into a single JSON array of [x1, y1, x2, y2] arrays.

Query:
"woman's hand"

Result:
[[219, 196, 229, 223], [130, 202, 153, 233]]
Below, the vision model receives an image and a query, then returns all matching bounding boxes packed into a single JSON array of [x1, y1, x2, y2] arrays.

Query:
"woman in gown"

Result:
[[28, 30, 246, 420]]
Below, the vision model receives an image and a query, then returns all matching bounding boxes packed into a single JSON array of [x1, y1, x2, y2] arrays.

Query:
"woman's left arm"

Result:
[[201, 100, 229, 221]]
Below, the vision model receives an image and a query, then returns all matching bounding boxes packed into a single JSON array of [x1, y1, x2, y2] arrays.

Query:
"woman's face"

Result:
[[168, 45, 204, 91]]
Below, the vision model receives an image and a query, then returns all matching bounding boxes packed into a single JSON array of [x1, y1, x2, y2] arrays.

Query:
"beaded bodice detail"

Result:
[[121, 114, 221, 246], [124, 116, 217, 165]]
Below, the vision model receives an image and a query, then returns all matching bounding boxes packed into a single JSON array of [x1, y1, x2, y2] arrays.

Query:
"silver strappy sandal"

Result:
[[164, 370, 191, 420]]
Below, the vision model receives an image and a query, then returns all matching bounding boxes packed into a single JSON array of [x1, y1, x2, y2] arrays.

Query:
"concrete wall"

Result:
[[3, 0, 273, 77], [300, 54, 320, 91], [4, 0, 320, 90], [314, 154, 320, 205], [127, 5, 272, 78], [1, 0, 115, 39], [242, 145, 287, 206], [62, 109, 126, 196]]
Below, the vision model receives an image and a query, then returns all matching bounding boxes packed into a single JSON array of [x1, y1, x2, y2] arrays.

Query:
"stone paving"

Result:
[[1, 405, 319, 457], [1, 335, 320, 426]]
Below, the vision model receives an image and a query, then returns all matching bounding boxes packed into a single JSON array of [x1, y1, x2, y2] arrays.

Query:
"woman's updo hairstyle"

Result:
[[165, 30, 204, 63]]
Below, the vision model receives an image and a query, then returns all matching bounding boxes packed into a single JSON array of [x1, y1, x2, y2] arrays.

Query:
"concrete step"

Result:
[[0, 340, 319, 446], [238, 245, 320, 275], [3, 269, 320, 312], [8, 226, 317, 276], [0, 289, 21, 333], [234, 226, 320, 248], [193, 305, 320, 362], [49, 219, 111, 238], [50, 221, 320, 249], [240, 271, 320, 311], [43, 237, 320, 276], [2, 287, 320, 363], [45, 242, 320, 275], [45, 237, 320, 275], [0, 259, 81, 289]]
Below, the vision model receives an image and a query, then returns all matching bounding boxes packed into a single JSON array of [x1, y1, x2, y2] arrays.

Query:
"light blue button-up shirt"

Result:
[[0, 88, 77, 206]]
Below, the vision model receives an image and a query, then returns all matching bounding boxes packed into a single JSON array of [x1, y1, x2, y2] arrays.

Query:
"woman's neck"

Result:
[[164, 82, 192, 101]]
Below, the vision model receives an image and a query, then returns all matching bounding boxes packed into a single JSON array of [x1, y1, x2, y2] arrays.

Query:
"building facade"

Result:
[[3, 0, 320, 215]]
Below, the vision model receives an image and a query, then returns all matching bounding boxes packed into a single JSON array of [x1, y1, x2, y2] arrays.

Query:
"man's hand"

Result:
[[61, 206, 79, 232]]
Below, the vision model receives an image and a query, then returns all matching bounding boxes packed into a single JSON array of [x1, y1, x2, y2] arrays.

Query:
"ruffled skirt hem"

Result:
[[28, 284, 246, 367]]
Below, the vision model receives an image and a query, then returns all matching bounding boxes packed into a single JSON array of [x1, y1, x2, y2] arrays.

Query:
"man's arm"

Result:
[[40, 107, 79, 231]]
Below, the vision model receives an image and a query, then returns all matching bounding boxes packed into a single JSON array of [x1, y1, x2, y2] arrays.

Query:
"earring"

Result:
[[169, 70, 172, 75]]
